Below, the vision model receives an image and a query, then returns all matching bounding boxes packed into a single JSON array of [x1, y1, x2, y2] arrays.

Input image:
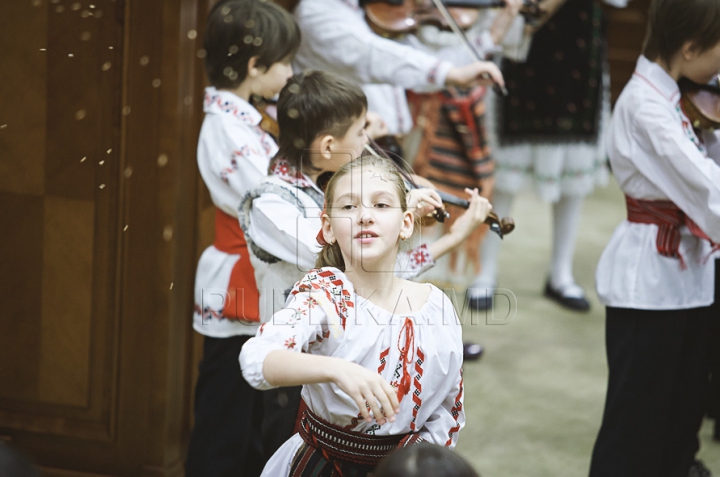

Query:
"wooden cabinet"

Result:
[[0, 0, 210, 474]]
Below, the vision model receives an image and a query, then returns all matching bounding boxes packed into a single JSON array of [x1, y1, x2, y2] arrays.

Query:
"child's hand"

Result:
[[365, 111, 388, 140], [448, 188, 492, 240], [407, 188, 443, 220], [330, 359, 400, 425], [446, 61, 505, 89]]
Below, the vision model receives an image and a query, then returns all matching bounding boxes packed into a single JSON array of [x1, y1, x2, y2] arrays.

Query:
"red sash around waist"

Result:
[[625, 195, 719, 269], [213, 208, 259, 321]]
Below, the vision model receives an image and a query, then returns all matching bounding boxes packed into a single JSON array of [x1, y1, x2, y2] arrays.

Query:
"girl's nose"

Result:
[[358, 206, 374, 224]]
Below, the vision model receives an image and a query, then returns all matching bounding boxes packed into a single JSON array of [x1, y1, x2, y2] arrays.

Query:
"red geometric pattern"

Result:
[[445, 372, 464, 446], [410, 347, 425, 431]]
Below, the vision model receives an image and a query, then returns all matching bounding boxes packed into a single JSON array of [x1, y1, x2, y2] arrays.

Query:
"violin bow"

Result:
[[429, 0, 509, 96]]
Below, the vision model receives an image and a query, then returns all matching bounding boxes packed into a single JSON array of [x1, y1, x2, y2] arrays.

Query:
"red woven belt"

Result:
[[625, 195, 718, 269]]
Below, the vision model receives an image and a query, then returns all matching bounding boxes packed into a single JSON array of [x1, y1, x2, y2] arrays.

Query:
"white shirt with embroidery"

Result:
[[240, 161, 436, 326], [193, 87, 278, 338], [292, 0, 507, 135], [595, 56, 720, 310], [240, 268, 464, 475]]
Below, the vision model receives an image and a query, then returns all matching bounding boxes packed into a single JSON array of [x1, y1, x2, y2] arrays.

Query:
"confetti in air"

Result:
[[140, 56, 149, 66], [187, 30, 197, 40], [99, 160, 105, 165], [107, 149, 112, 154], [75, 109, 86, 120], [0, 124, 7, 129], [123, 225, 129, 232], [157, 154, 168, 167], [80, 156, 87, 162], [169, 282, 174, 290], [99, 184, 106, 189], [152, 79, 162, 88]]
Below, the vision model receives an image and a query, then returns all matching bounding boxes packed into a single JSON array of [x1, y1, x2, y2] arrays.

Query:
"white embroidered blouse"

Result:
[[193, 87, 278, 337], [240, 267, 465, 447]]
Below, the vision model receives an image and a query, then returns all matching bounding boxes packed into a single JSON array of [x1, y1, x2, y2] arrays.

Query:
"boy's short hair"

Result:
[[643, 0, 720, 65], [276, 71, 368, 172], [204, 0, 300, 89]]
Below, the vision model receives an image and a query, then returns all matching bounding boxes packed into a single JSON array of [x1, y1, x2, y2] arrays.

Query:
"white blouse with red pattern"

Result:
[[240, 268, 465, 471]]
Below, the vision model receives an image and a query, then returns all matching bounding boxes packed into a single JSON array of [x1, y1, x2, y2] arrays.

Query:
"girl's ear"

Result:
[[321, 214, 336, 245], [400, 209, 414, 241]]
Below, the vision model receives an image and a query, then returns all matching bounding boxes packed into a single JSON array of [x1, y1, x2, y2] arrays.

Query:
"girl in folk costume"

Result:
[[239, 71, 493, 455], [406, 1, 527, 290], [589, 0, 720, 475], [241, 155, 493, 476], [474, 0, 628, 311], [187, 1, 300, 475]]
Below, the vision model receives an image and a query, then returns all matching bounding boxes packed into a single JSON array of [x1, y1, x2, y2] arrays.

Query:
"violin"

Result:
[[679, 76, 720, 131], [409, 173, 515, 238], [249, 94, 280, 139], [364, 0, 542, 37], [364, 142, 516, 238]]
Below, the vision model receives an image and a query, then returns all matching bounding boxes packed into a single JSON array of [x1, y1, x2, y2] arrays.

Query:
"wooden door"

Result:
[[605, 0, 652, 102], [0, 0, 210, 475]]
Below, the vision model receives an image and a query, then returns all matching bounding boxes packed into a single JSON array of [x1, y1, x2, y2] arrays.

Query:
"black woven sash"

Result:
[[289, 409, 423, 476]]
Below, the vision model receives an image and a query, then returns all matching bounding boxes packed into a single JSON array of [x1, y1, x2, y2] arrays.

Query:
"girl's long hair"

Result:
[[315, 154, 409, 271]]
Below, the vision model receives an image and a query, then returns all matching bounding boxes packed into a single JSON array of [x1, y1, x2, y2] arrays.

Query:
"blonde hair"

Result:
[[316, 154, 409, 271]]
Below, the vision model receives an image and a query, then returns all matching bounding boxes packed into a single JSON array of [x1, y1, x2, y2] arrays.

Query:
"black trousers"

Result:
[[185, 335, 266, 477], [589, 306, 712, 477], [185, 335, 303, 477]]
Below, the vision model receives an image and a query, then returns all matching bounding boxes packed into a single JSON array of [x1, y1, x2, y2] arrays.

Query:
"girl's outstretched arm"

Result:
[[263, 350, 400, 425]]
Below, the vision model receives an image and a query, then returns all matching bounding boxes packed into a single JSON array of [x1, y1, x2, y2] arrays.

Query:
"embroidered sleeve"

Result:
[[240, 268, 353, 390], [394, 244, 435, 279], [418, 294, 464, 447]]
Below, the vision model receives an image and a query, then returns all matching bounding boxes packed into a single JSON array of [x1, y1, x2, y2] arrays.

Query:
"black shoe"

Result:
[[463, 343, 484, 361], [689, 460, 712, 477], [543, 280, 590, 312], [467, 294, 493, 311]]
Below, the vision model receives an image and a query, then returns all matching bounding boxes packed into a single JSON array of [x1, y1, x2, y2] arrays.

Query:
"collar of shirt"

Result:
[[271, 157, 323, 193], [633, 55, 681, 104], [203, 86, 263, 127]]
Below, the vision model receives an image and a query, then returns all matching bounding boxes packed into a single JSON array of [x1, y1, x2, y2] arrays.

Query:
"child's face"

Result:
[[325, 114, 369, 171], [254, 58, 294, 99], [683, 40, 720, 85], [323, 169, 413, 270]]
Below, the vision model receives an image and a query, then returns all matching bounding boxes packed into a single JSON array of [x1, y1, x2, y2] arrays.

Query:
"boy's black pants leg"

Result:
[[589, 306, 711, 477], [185, 335, 265, 477]]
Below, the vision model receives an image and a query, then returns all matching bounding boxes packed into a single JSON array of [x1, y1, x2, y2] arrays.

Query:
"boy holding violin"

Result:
[[589, 0, 720, 475]]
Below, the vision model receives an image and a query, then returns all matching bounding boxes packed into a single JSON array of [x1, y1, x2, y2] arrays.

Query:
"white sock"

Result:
[[469, 190, 515, 296], [550, 195, 584, 296]]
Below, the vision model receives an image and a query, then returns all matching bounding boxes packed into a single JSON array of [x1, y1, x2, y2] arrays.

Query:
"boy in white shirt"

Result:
[[186, 1, 300, 476], [590, 0, 720, 475]]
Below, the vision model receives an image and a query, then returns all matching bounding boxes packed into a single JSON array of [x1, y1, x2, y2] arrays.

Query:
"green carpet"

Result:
[[450, 180, 720, 476]]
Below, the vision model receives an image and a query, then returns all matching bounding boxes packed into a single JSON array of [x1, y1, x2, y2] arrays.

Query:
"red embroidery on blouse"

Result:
[[445, 372, 464, 446]]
